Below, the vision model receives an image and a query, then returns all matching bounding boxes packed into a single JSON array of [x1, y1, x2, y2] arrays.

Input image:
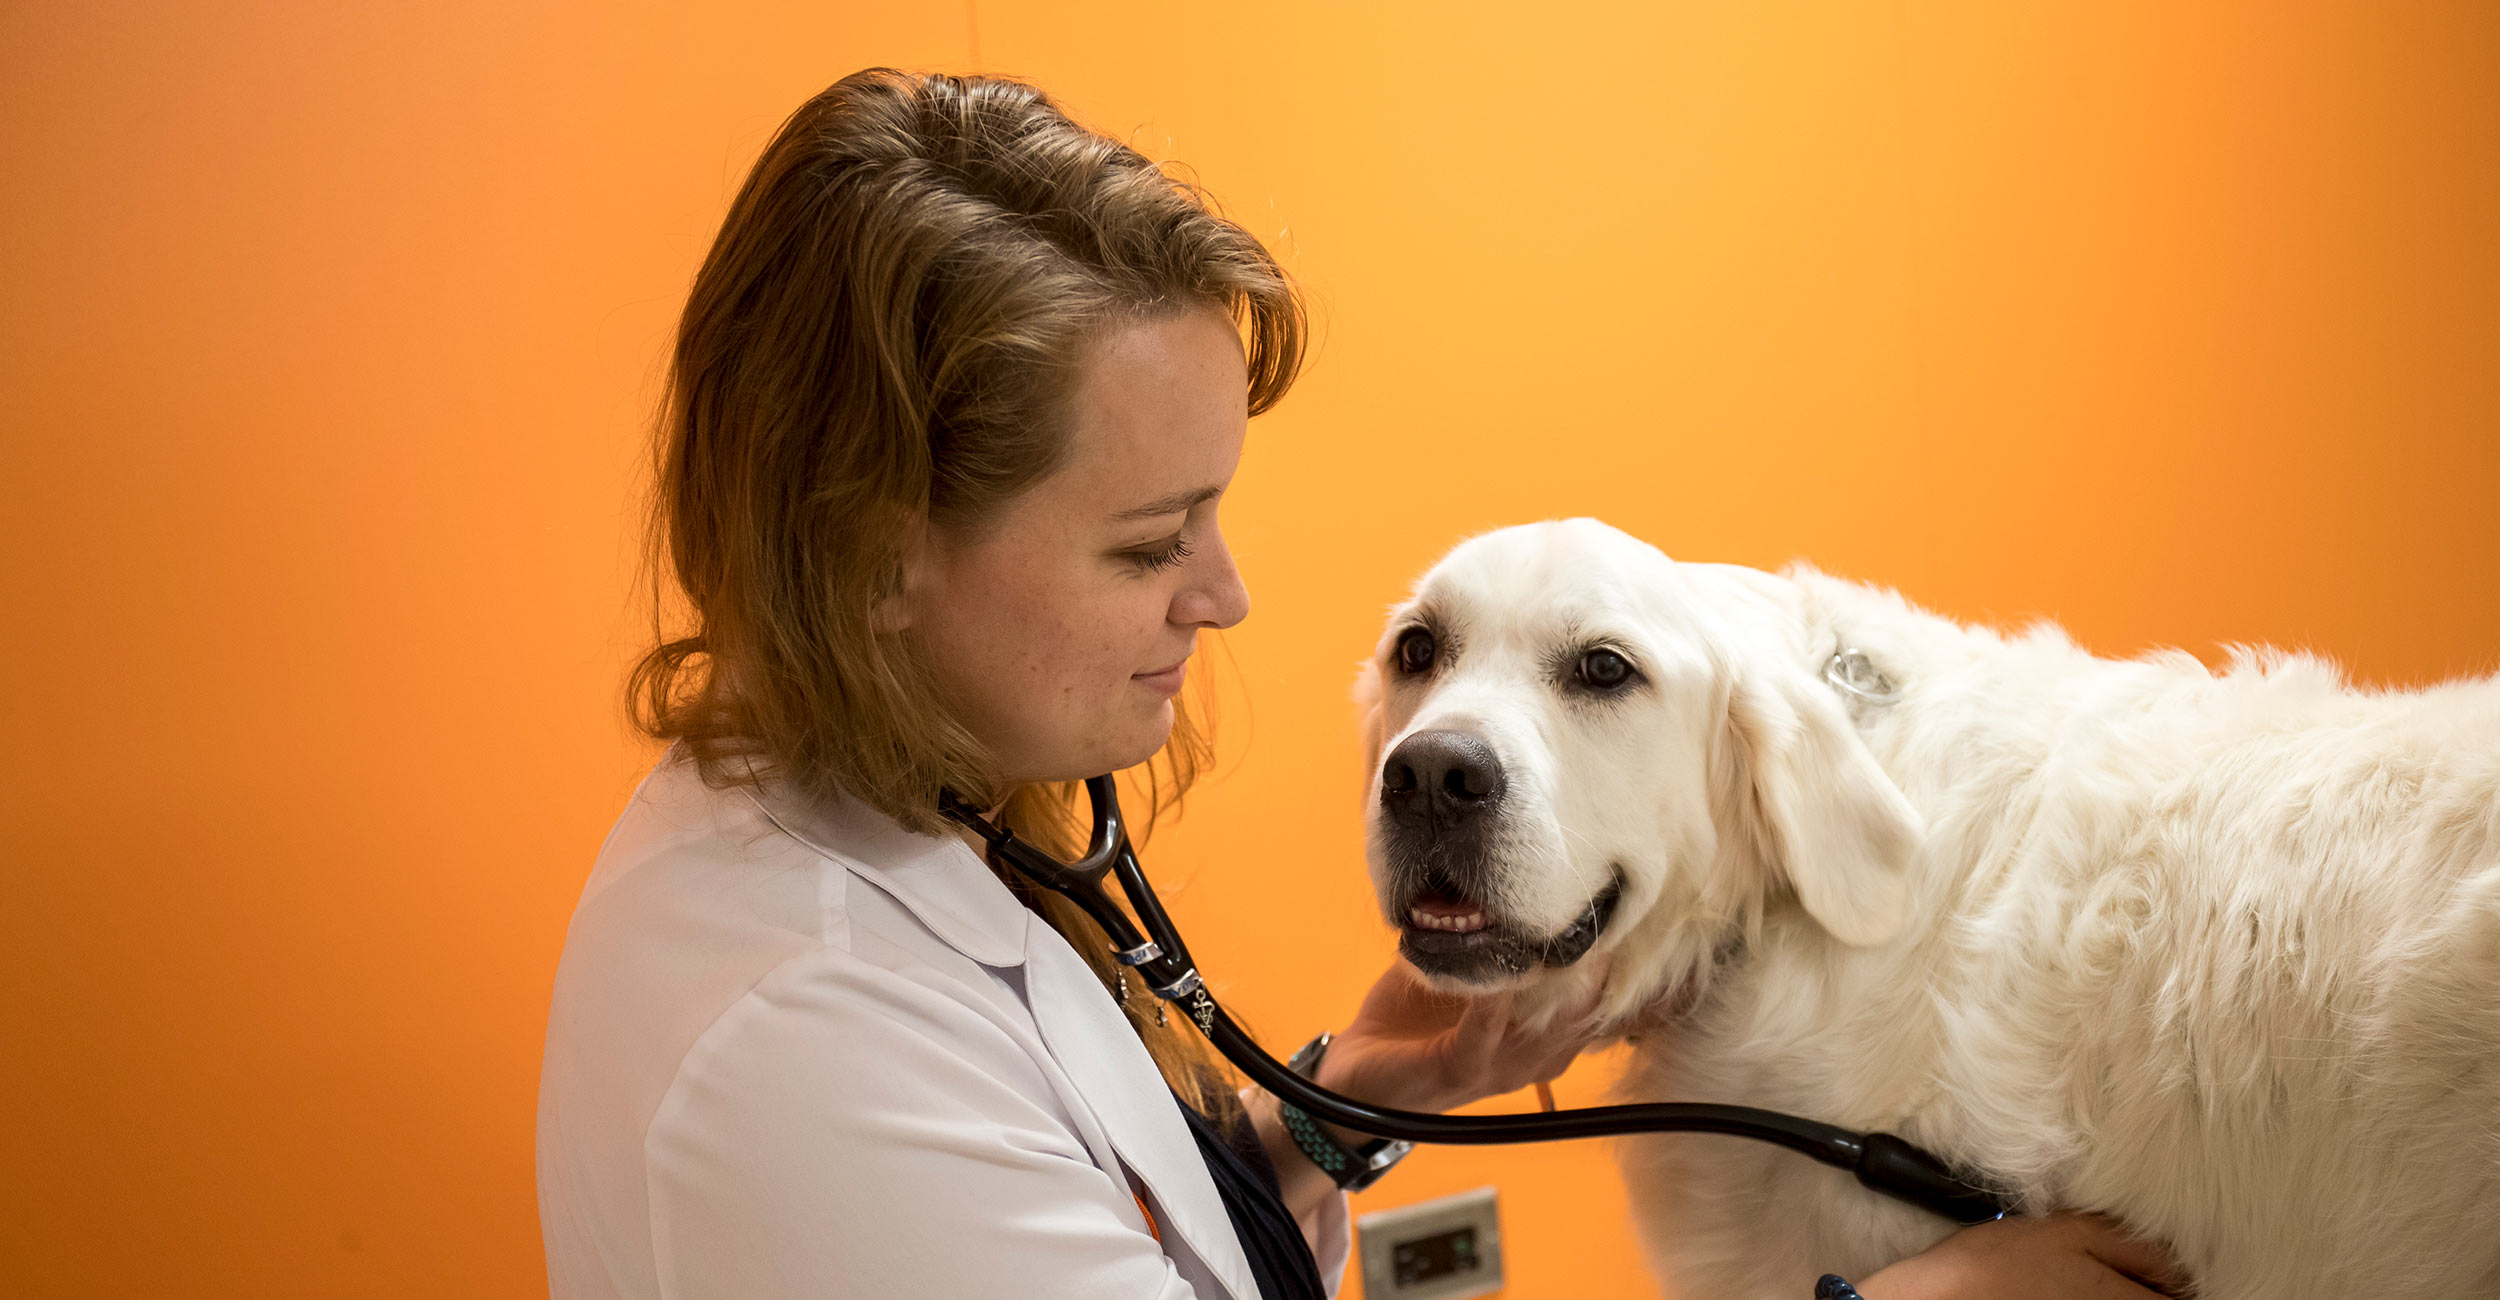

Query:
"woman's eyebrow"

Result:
[[1110, 484, 1222, 521]]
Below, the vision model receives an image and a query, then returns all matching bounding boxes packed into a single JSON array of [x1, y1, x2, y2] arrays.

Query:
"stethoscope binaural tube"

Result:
[[940, 775, 2014, 1226]]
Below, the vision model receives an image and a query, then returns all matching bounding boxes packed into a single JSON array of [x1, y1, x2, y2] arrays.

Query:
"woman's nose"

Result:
[[1171, 533, 1250, 630]]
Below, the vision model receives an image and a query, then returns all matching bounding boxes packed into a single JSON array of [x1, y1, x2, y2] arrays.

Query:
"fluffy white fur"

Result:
[[1354, 518, 2500, 1300]]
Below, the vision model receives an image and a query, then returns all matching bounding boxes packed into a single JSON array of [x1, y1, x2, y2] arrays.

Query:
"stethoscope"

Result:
[[939, 763, 2014, 1225]]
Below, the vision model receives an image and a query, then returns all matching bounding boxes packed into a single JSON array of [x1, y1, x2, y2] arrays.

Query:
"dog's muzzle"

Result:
[[1377, 729, 1621, 981], [1394, 869, 1623, 982]]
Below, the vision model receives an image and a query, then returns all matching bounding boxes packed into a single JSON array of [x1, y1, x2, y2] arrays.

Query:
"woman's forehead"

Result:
[[1057, 311, 1249, 515]]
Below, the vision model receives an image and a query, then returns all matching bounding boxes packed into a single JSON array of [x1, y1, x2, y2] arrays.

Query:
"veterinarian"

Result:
[[535, 68, 2180, 1300]]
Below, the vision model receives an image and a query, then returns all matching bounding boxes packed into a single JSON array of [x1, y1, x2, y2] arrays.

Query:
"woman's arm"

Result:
[[644, 949, 1208, 1300]]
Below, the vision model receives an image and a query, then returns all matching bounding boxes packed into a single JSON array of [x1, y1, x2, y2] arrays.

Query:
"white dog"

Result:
[[1354, 518, 2500, 1300]]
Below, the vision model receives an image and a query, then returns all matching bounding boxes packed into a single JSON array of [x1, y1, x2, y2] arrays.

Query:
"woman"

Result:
[[536, 68, 2180, 1299]]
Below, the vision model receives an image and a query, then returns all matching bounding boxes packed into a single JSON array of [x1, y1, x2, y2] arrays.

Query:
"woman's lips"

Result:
[[1133, 659, 1188, 695]]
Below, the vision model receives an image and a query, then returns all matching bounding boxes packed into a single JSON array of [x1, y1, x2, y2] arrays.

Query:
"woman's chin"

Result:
[[1026, 706, 1171, 783], [1108, 703, 1176, 770]]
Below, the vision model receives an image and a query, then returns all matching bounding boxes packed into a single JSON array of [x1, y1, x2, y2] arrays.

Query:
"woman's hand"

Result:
[[1244, 958, 1611, 1245], [1856, 1212, 2184, 1299], [1308, 959, 1609, 1116]]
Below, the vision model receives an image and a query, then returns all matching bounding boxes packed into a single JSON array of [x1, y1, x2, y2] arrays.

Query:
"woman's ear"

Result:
[[874, 519, 932, 635], [1725, 665, 1923, 946]]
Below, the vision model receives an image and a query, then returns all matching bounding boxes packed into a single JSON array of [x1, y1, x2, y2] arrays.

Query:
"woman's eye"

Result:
[[1394, 628, 1437, 675], [1577, 648, 1635, 690], [1127, 537, 1193, 573]]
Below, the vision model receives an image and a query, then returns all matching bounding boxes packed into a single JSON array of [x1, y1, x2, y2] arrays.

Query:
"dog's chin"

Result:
[[1393, 872, 1623, 988]]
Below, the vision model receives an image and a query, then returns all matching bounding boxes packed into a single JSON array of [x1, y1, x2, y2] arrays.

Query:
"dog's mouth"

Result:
[[1396, 869, 1623, 984]]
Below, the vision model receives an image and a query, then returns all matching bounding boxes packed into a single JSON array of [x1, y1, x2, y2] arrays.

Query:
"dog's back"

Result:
[[1624, 572, 2500, 1299]]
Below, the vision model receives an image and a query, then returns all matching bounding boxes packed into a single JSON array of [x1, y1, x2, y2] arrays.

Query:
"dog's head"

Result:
[[1355, 519, 1924, 1018]]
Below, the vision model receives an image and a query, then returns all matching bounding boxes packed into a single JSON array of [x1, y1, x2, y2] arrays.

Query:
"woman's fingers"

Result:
[[1858, 1212, 2185, 1300], [1332, 958, 1618, 1112], [2058, 1214, 2184, 1293], [1529, 1032, 1590, 1084], [1463, 969, 1615, 1097], [1353, 959, 1465, 1027], [1452, 990, 1521, 1087]]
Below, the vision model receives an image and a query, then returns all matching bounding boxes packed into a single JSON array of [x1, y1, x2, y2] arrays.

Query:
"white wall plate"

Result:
[[1355, 1185, 1503, 1300]]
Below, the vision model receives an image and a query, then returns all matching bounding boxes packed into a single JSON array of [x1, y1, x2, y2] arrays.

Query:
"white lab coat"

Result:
[[536, 749, 1351, 1299]]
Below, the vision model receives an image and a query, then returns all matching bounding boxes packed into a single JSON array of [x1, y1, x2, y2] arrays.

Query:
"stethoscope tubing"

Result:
[[942, 777, 2015, 1225], [1203, 1003, 2009, 1223]]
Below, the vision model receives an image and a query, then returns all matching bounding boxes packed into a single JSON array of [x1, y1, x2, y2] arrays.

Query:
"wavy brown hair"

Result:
[[629, 69, 1303, 1112]]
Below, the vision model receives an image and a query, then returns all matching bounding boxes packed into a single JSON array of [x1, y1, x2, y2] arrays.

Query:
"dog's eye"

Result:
[[1577, 648, 1635, 690], [1395, 628, 1437, 675]]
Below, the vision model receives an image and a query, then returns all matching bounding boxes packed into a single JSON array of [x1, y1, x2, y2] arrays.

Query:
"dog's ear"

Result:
[[1727, 666, 1923, 946], [1351, 656, 1390, 807]]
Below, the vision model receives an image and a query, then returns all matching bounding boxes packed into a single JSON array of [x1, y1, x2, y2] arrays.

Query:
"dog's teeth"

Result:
[[1408, 907, 1490, 933]]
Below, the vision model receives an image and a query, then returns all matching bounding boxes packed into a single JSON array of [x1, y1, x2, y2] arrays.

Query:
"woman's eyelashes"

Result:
[[1123, 533, 1194, 573]]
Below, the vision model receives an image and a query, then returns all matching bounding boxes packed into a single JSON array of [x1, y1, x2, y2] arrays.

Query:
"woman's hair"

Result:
[[630, 69, 1304, 1112]]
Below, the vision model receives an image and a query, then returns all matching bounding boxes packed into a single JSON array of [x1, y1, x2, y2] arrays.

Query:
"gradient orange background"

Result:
[[6, 3, 2497, 1297]]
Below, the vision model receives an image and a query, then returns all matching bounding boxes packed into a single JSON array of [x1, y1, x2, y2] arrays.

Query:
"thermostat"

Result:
[[1356, 1185, 1503, 1300]]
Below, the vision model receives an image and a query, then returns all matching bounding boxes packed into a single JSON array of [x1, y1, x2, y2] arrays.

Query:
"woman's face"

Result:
[[901, 308, 1252, 784]]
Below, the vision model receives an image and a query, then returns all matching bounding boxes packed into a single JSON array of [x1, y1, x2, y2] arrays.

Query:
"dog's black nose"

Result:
[[1380, 730, 1505, 828]]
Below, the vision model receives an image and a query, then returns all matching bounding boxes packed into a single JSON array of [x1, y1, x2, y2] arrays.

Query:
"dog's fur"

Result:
[[1354, 519, 2500, 1300]]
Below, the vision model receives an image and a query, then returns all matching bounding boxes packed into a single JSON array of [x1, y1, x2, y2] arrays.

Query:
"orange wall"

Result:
[[5, 3, 2497, 1297]]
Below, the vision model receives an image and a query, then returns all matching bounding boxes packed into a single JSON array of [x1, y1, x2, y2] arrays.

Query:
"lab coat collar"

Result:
[[743, 780, 1029, 968], [1022, 912, 1262, 1300], [748, 769, 1255, 1298]]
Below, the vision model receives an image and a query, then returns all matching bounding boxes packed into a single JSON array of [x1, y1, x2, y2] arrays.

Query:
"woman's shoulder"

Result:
[[539, 752, 1070, 1251], [545, 749, 1048, 1116], [559, 750, 834, 985], [569, 748, 1026, 962]]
